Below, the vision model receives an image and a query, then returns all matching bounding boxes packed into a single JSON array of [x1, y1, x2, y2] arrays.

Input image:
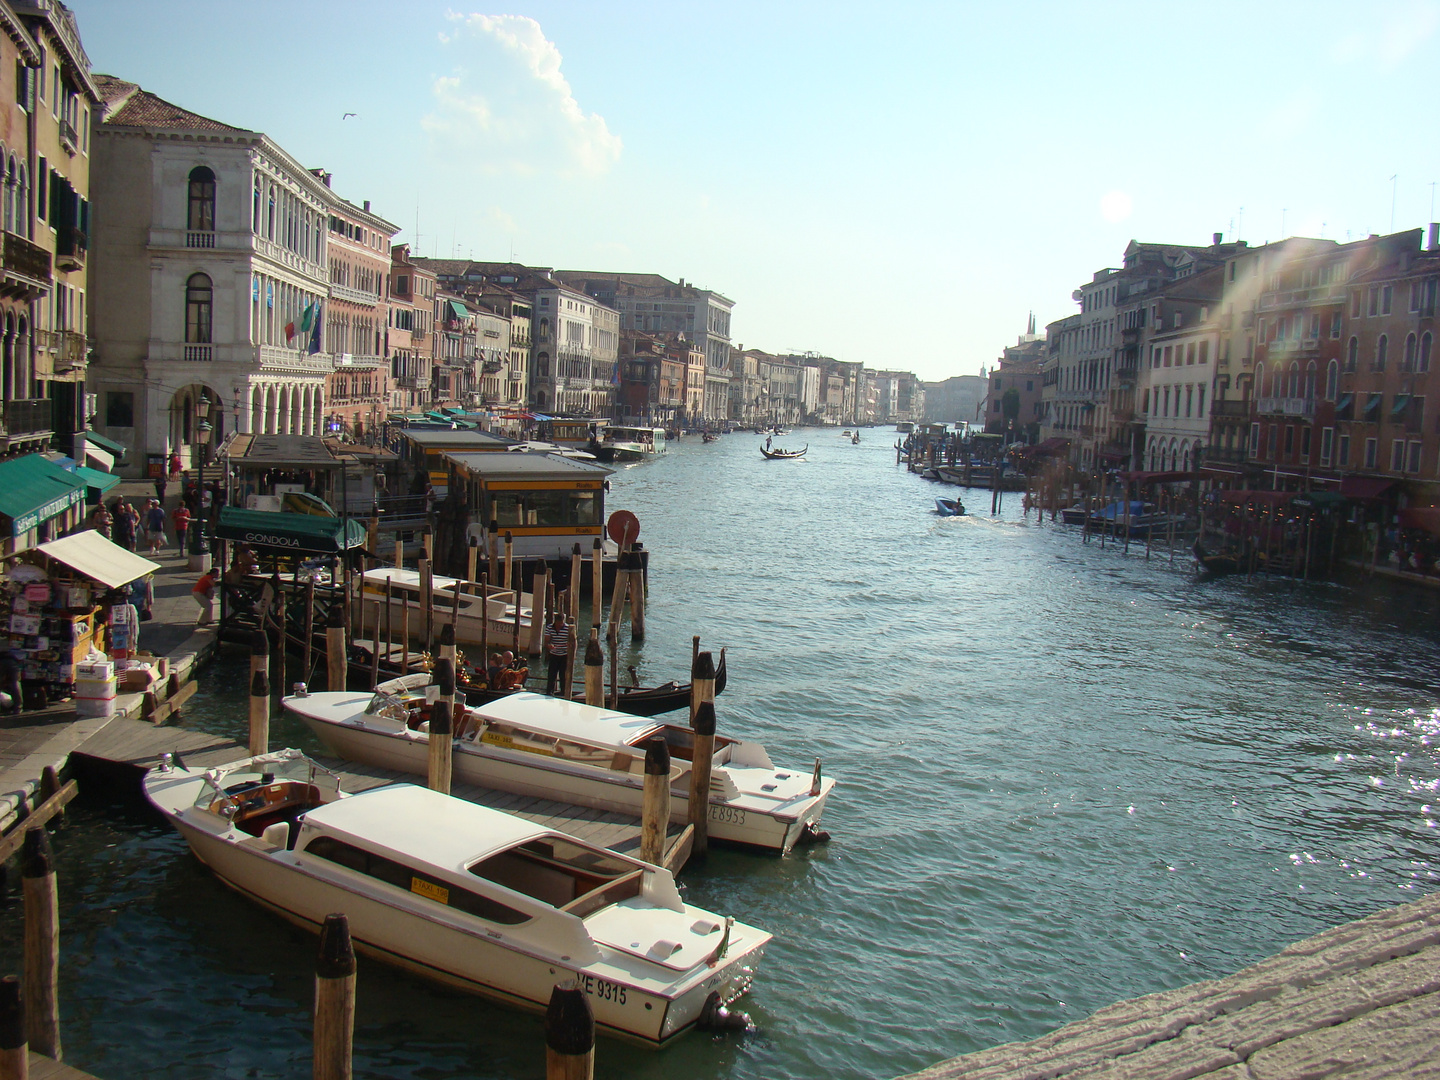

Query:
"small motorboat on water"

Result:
[[284, 686, 835, 854], [143, 749, 771, 1045], [934, 497, 965, 516], [1193, 541, 1242, 577], [760, 443, 807, 460]]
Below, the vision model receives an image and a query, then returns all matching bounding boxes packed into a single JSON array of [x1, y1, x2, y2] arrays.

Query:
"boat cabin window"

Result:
[[491, 489, 600, 528], [470, 836, 640, 911], [303, 836, 532, 925], [636, 725, 733, 762]]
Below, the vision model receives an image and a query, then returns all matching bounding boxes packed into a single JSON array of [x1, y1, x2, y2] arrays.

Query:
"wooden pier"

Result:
[[68, 716, 692, 867]]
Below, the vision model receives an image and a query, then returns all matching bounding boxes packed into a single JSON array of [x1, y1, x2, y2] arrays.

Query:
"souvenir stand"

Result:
[[2, 530, 161, 710]]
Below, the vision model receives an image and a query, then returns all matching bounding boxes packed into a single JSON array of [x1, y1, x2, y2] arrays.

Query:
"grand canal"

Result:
[[3, 429, 1438, 1080]]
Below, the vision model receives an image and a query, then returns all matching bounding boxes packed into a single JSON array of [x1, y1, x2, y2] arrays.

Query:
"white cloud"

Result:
[[424, 14, 621, 176], [1331, 1, 1440, 67]]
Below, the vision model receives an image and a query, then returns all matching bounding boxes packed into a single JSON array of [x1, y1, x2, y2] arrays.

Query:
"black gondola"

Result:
[[1193, 541, 1242, 577], [760, 443, 807, 460]]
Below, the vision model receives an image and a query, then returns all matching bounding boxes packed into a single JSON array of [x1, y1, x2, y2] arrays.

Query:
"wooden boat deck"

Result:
[[72, 717, 684, 858], [27, 1053, 100, 1080]]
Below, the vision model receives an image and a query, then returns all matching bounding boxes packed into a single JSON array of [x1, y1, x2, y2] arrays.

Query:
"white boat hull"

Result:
[[294, 704, 832, 854]]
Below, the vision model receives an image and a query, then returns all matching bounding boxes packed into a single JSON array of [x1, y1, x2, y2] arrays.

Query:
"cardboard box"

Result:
[[118, 666, 157, 693]]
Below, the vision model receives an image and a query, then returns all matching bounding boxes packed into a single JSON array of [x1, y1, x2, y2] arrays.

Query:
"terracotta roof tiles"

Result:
[[95, 76, 251, 136]]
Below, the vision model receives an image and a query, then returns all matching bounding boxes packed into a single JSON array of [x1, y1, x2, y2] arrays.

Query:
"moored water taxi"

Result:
[[143, 749, 770, 1045], [284, 686, 834, 854]]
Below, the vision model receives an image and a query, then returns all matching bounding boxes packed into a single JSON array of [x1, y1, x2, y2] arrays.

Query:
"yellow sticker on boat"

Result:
[[411, 877, 449, 904], [481, 731, 558, 757]]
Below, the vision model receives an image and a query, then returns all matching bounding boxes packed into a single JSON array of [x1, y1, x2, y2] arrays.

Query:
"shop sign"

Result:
[[12, 488, 82, 536]]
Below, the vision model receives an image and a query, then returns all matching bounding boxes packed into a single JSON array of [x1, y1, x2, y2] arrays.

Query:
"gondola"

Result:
[[1193, 541, 1242, 578], [456, 648, 728, 716], [760, 443, 807, 460], [934, 497, 965, 516], [702, 431, 719, 443]]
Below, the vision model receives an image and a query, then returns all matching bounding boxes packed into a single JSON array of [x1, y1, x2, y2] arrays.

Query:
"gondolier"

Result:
[[542, 612, 573, 696]]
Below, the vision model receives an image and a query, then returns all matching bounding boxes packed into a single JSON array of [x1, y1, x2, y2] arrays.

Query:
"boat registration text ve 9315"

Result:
[[576, 972, 627, 1005]]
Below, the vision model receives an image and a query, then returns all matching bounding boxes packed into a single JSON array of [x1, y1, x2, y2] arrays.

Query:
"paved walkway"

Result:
[[900, 890, 1440, 1080]]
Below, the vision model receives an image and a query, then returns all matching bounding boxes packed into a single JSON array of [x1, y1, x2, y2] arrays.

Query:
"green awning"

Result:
[[73, 465, 121, 495], [1363, 394, 1382, 416], [0, 455, 86, 536], [1334, 393, 1353, 412], [1290, 491, 1349, 510], [447, 299, 468, 321], [1391, 394, 1411, 418], [85, 432, 128, 460], [214, 506, 368, 553]]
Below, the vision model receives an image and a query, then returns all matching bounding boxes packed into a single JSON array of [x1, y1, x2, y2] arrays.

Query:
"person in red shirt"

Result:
[[191, 568, 217, 626], [171, 503, 192, 553]]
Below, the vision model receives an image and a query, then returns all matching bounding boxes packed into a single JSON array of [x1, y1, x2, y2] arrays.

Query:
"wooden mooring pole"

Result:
[[313, 913, 356, 1080], [0, 975, 25, 1080], [326, 605, 346, 692], [544, 982, 595, 1080], [21, 830, 58, 1061], [689, 701, 716, 860], [429, 659, 454, 795], [590, 539, 602, 623], [249, 669, 269, 758], [640, 735, 670, 866], [529, 567, 549, 656], [690, 650, 715, 724]]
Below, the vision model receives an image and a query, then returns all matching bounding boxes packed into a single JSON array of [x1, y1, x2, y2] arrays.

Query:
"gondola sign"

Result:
[[607, 510, 639, 548]]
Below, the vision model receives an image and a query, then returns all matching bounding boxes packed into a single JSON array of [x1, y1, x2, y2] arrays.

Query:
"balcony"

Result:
[[1257, 283, 1347, 312], [481, 359, 504, 375], [1, 231, 50, 294], [329, 282, 379, 307], [3, 398, 52, 440], [185, 231, 216, 249], [54, 225, 85, 272], [35, 328, 86, 369], [182, 344, 212, 362], [1256, 396, 1314, 418], [1212, 399, 1251, 418], [1202, 445, 1250, 464], [59, 117, 77, 156], [257, 344, 334, 373]]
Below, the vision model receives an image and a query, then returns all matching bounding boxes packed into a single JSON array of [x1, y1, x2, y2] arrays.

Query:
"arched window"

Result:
[[1288, 361, 1300, 397], [2, 155, 14, 234], [15, 163, 26, 239], [1404, 333, 1417, 371], [1254, 362, 1265, 398], [1422, 332, 1433, 373], [185, 273, 213, 343], [252, 175, 261, 232], [1346, 336, 1358, 371], [1325, 359, 1338, 401], [266, 186, 276, 239], [1305, 360, 1316, 401], [1375, 334, 1388, 371], [187, 166, 216, 232], [536, 351, 549, 377]]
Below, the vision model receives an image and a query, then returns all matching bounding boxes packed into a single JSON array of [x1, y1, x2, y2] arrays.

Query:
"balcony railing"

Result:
[[59, 117, 77, 155], [1212, 399, 1252, 418], [1256, 396, 1315, 418], [3, 398, 52, 438], [1202, 445, 1250, 464], [186, 231, 216, 249], [481, 359, 504, 375], [35, 328, 86, 367], [182, 344, 212, 362], [55, 225, 85, 271], [2, 231, 50, 288], [329, 282, 380, 307]]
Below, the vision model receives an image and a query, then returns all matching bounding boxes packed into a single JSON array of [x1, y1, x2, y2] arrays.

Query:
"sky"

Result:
[[69, 0, 1440, 381]]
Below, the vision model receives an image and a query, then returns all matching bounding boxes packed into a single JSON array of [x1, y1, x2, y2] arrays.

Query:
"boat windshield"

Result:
[[194, 752, 341, 814], [364, 690, 413, 721], [469, 835, 641, 914]]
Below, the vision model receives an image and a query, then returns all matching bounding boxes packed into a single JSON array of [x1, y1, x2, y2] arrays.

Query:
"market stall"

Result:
[[2, 530, 160, 710]]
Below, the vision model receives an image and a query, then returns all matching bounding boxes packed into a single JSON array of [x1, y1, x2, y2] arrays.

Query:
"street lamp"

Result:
[[189, 391, 214, 570]]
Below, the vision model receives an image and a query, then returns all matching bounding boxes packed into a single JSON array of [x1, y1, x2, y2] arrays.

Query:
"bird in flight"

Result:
[[342, 112, 357, 120]]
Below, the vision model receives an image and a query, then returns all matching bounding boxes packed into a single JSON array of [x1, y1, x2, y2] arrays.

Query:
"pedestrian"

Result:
[[168, 451, 181, 480], [143, 499, 167, 553], [542, 612, 572, 696], [113, 498, 139, 552], [171, 502, 192, 553], [88, 501, 113, 539], [153, 474, 168, 505], [191, 566, 217, 626]]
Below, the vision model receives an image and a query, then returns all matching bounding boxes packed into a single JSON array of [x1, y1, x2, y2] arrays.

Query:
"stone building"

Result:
[[387, 243, 434, 411], [323, 190, 396, 440], [89, 77, 341, 473]]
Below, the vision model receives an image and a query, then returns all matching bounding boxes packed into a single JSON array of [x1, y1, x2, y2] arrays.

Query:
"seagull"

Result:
[[342, 112, 357, 120]]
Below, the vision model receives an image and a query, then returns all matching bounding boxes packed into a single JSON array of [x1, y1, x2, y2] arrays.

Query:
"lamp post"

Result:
[[189, 391, 214, 570]]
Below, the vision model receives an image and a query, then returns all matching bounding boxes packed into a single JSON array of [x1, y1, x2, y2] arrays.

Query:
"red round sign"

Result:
[[607, 510, 640, 546]]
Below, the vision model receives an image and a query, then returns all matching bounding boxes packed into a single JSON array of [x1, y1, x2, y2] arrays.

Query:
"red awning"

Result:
[[1214, 490, 1293, 507], [1398, 507, 1440, 535], [1339, 476, 1395, 500]]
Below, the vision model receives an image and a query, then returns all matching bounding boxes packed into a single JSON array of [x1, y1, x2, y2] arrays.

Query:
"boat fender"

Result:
[[697, 991, 754, 1034]]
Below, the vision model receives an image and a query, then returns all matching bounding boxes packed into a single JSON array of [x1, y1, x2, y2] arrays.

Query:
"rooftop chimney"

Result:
[[1429, 223, 1439, 251], [1212, 232, 1223, 245], [363, 200, 370, 212]]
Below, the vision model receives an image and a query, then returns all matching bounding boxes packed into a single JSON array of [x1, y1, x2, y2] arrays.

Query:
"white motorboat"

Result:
[[143, 749, 770, 1045], [593, 426, 666, 464], [284, 684, 835, 854], [361, 567, 535, 649]]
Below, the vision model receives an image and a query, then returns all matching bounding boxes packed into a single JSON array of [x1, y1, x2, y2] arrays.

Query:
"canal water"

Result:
[[3, 429, 1438, 1080]]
